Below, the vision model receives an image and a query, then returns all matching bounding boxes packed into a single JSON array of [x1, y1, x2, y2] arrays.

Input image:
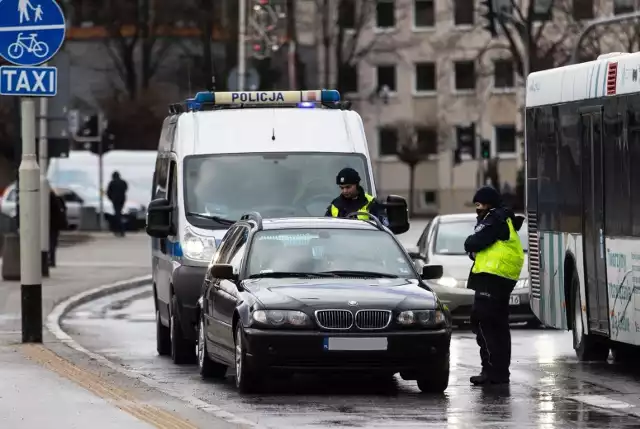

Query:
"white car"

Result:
[[0, 183, 82, 230]]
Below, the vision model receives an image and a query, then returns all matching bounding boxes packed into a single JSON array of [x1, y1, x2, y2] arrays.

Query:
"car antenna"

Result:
[[271, 109, 276, 141]]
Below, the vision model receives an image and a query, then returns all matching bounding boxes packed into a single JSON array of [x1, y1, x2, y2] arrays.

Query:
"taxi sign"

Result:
[[193, 89, 341, 105]]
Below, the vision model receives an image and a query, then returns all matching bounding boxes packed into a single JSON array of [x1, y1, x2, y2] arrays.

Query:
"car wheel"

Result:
[[197, 316, 227, 379], [571, 274, 609, 362], [235, 324, 261, 393], [416, 353, 450, 393], [170, 295, 194, 364], [156, 308, 171, 356]]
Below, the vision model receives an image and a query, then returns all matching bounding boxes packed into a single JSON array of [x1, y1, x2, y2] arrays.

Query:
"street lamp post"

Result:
[[570, 11, 640, 64]]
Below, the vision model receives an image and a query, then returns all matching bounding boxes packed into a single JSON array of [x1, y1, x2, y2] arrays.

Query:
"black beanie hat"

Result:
[[336, 167, 361, 185], [473, 185, 502, 207]]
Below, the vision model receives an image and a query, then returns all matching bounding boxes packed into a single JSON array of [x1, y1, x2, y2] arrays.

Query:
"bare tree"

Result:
[[394, 121, 430, 217], [315, 0, 412, 93]]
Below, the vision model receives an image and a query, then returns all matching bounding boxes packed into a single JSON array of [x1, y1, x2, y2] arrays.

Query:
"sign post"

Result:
[[0, 0, 66, 344]]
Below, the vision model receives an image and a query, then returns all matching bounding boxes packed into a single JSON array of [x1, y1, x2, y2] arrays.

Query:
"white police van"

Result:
[[146, 89, 409, 363]]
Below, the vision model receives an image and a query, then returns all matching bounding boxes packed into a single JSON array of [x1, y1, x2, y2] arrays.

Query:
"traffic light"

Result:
[[480, 139, 491, 159], [480, 0, 497, 37], [251, 40, 268, 59], [80, 114, 99, 138]]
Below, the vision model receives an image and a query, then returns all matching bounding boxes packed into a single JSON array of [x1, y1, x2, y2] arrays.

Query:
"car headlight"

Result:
[[251, 310, 312, 327], [182, 228, 217, 262], [397, 310, 446, 326], [431, 276, 461, 288], [515, 278, 529, 289]]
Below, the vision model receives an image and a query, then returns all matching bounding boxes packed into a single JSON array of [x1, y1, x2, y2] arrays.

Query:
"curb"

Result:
[[46, 274, 262, 429]]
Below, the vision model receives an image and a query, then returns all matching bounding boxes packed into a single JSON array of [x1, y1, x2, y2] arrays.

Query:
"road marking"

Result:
[[21, 344, 198, 429], [568, 394, 635, 410], [47, 276, 263, 428]]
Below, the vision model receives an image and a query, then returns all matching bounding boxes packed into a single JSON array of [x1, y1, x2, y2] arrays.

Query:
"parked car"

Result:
[[0, 183, 82, 230], [407, 213, 540, 328]]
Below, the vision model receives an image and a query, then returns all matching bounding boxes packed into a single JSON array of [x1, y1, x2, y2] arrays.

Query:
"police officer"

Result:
[[325, 167, 387, 223], [464, 185, 525, 386]]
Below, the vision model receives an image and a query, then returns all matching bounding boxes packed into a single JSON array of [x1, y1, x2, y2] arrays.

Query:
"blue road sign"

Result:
[[0, 0, 66, 66], [0, 65, 57, 96]]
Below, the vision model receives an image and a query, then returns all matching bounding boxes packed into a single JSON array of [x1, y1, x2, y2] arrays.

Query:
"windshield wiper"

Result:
[[248, 271, 336, 279], [187, 212, 236, 225], [319, 270, 399, 278]]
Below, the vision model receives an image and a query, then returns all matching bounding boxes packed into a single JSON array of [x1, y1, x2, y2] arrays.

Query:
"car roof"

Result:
[[436, 212, 527, 224], [255, 217, 383, 232]]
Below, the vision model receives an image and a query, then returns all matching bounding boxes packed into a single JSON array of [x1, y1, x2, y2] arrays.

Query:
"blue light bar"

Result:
[[190, 89, 341, 106], [297, 102, 315, 108]]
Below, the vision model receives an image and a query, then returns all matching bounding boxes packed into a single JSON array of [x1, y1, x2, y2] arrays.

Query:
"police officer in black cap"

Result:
[[464, 185, 525, 386], [325, 167, 387, 223]]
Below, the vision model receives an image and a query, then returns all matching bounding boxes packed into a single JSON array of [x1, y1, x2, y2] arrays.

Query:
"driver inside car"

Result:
[[325, 167, 388, 225]]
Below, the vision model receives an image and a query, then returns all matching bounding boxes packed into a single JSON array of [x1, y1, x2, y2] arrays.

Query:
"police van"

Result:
[[146, 89, 410, 363]]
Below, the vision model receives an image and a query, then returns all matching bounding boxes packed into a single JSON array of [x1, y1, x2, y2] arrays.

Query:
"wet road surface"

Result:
[[62, 286, 640, 429]]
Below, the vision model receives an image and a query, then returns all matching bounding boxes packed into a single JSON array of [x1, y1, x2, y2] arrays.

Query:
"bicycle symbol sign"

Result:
[[0, 0, 66, 66]]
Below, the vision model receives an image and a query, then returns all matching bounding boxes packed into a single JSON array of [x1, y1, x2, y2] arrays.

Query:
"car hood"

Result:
[[244, 278, 438, 310], [428, 253, 529, 280]]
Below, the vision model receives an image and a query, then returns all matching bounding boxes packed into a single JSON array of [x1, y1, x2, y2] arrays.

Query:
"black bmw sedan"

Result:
[[196, 212, 451, 393]]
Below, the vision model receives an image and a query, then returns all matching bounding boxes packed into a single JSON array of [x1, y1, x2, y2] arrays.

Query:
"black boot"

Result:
[[470, 369, 509, 385], [470, 369, 488, 385]]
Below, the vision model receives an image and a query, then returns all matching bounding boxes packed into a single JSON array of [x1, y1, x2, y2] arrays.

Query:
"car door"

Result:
[[205, 226, 241, 361], [213, 226, 249, 358]]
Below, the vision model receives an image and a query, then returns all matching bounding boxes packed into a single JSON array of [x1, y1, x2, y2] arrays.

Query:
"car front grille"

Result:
[[315, 310, 354, 330], [314, 309, 392, 330], [355, 310, 392, 330]]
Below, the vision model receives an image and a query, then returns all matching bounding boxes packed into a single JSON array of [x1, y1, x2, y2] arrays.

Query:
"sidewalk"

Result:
[[0, 232, 155, 428]]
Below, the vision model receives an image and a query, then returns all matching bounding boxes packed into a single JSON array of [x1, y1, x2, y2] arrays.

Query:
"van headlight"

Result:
[[431, 276, 461, 288], [182, 228, 217, 262]]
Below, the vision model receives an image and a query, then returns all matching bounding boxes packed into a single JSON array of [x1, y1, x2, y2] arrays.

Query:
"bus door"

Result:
[[579, 108, 609, 335]]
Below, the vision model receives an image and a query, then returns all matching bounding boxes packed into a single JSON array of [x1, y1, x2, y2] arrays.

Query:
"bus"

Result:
[[525, 52, 640, 362]]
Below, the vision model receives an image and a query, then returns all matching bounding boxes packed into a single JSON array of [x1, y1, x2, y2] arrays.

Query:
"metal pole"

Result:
[[38, 96, 50, 277], [238, 0, 247, 90], [518, 33, 529, 171], [19, 98, 42, 343], [288, 40, 296, 89], [570, 11, 640, 64], [98, 112, 105, 232]]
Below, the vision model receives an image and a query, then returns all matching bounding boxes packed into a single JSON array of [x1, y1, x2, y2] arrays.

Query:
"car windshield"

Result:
[[183, 153, 371, 228], [435, 219, 529, 255], [246, 228, 415, 279]]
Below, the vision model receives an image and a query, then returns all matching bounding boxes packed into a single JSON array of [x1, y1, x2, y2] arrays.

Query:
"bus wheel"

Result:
[[571, 274, 609, 362]]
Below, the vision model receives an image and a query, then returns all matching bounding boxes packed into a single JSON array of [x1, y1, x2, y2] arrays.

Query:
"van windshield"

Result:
[[183, 152, 371, 228]]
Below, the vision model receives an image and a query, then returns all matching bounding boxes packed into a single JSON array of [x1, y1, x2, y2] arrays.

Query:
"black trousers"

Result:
[[469, 273, 516, 379], [113, 205, 125, 236], [49, 229, 59, 266]]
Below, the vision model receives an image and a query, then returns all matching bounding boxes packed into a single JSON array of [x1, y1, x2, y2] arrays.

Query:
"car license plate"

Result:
[[509, 295, 520, 306], [323, 337, 387, 351]]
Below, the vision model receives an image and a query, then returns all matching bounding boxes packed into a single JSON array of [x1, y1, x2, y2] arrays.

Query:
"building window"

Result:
[[454, 61, 475, 91], [493, 59, 514, 89], [340, 0, 357, 29], [414, 0, 434, 28], [341, 64, 358, 93], [379, 127, 398, 156], [454, 0, 474, 25], [532, 0, 552, 20], [376, 0, 395, 28], [614, 0, 634, 14], [416, 127, 438, 155], [495, 125, 516, 153], [376, 65, 397, 92], [424, 191, 437, 204], [573, 0, 594, 20], [414, 62, 436, 92]]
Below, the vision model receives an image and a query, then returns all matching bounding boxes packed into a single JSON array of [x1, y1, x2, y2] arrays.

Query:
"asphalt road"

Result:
[[59, 221, 640, 428]]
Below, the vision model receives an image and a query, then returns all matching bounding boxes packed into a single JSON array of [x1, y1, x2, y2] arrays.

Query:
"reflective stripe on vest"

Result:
[[330, 194, 374, 219], [471, 217, 525, 281]]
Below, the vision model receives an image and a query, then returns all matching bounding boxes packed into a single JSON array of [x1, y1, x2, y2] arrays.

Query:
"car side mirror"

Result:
[[408, 251, 426, 262], [210, 263, 238, 281], [146, 198, 172, 238], [382, 195, 409, 235], [421, 264, 443, 280]]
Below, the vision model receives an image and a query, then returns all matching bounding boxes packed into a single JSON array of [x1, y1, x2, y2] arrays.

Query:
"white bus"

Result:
[[526, 52, 640, 361]]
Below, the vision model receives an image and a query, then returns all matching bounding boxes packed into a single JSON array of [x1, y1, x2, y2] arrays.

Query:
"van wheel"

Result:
[[170, 295, 194, 364], [156, 308, 171, 356], [571, 274, 609, 362]]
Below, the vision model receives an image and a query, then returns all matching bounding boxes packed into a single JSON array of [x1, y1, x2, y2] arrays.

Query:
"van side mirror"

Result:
[[422, 265, 443, 280], [146, 198, 172, 238], [383, 195, 410, 235], [210, 263, 237, 281]]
